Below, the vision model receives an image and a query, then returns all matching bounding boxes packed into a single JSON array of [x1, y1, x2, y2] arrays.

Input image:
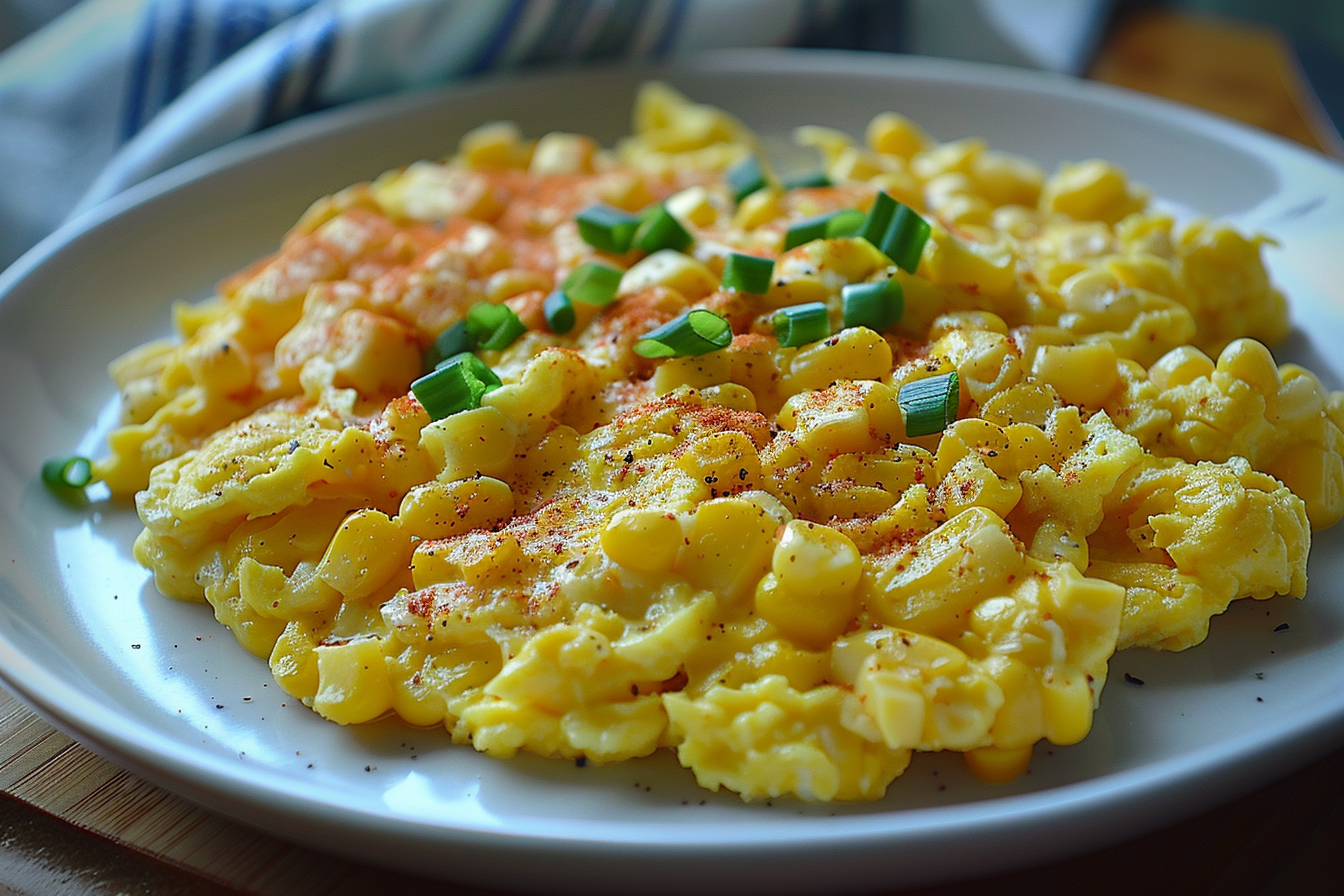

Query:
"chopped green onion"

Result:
[[898, 371, 960, 437], [783, 209, 869, 252], [41, 455, 95, 492], [465, 301, 527, 351], [634, 309, 733, 359], [855, 192, 931, 273], [411, 353, 502, 420], [825, 208, 865, 239], [841, 279, 904, 331], [725, 155, 768, 203], [721, 252, 774, 294], [878, 204, 931, 273], [772, 302, 831, 347], [633, 204, 693, 253], [425, 320, 471, 371], [856, 191, 898, 246], [783, 213, 836, 252], [563, 262, 624, 305], [783, 171, 832, 190], [543, 290, 576, 334], [576, 204, 640, 253]]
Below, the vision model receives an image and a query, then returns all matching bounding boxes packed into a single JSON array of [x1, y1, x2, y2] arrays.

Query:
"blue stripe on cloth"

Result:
[[519, 0, 592, 66], [258, 6, 338, 130], [586, 0, 650, 59], [652, 0, 687, 56], [462, 0, 530, 75], [212, 0, 274, 66], [161, 0, 198, 108], [293, 9, 338, 118], [258, 18, 299, 128], [120, 0, 161, 141]]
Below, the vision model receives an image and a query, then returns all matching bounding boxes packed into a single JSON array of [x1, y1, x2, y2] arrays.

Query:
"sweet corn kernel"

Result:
[[1031, 342, 1120, 408], [972, 151, 1045, 207], [315, 509, 411, 600], [1216, 338, 1281, 395], [866, 111, 932, 159], [601, 507, 683, 573], [269, 622, 320, 700], [922, 229, 1015, 297], [867, 507, 1022, 639], [313, 637, 394, 725], [420, 405, 518, 482], [1028, 518, 1089, 573], [618, 250, 718, 300], [183, 335, 253, 396], [1040, 159, 1144, 223], [1041, 673, 1093, 745], [325, 309, 421, 397], [773, 520, 862, 594], [700, 383, 758, 412], [398, 476, 514, 540], [911, 138, 984, 181], [1149, 345, 1215, 389], [733, 189, 782, 230], [852, 671, 925, 748], [664, 185, 720, 227], [528, 132, 598, 175], [787, 327, 893, 393], [652, 351, 734, 395], [1270, 442, 1344, 529], [676, 497, 780, 602], [459, 120, 533, 170], [676, 430, 764, 496], [411, 530, 525, 590]]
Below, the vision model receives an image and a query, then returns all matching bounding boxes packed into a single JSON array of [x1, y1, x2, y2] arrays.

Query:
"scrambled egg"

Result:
[[99, 83, 1341, 801]]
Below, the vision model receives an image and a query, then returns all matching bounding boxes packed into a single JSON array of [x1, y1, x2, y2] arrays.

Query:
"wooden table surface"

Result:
[[3, 9, 1342, 895]]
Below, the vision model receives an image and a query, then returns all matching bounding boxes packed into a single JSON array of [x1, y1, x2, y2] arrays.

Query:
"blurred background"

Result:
[[0, 0, 1341, 272]]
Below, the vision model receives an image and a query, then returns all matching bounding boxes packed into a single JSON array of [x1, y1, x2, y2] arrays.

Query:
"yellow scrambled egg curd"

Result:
[[99, 82, 1340, 802]]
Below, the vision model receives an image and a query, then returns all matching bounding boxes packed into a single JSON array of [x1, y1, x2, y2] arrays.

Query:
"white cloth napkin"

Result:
[[0, 0, 1110, 272]]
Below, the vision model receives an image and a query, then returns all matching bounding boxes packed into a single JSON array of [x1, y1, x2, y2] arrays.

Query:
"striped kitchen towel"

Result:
[[0, 0, 1110, 271]]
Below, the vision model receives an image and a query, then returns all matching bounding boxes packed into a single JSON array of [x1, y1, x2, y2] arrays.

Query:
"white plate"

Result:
[[2, 50, 1344, 895]]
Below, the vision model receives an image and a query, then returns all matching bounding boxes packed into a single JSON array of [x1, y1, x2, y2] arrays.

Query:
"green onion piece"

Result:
[[725, 155, 768, 203], [772, 302, 831, 347], [543, 290, 576, 334], [783, 213, 836, 251], [825, 208, 865, 239], [425, 320, 471, 370], [41, 455, 95, 491], [783, 171, 832, 190], [898, 371, 960, 437], [841, 279, 904, 331], [465, 301, 527, 351], [633, 204, 693, 253], [411, 353, 503, 420], [634, 309, 733, 359], [576, 204, 640, 253], [855, 191, 897, 246], [562, 262, 624, 305], [878, 204, 931, 273], [722, 252, 774, 294]]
